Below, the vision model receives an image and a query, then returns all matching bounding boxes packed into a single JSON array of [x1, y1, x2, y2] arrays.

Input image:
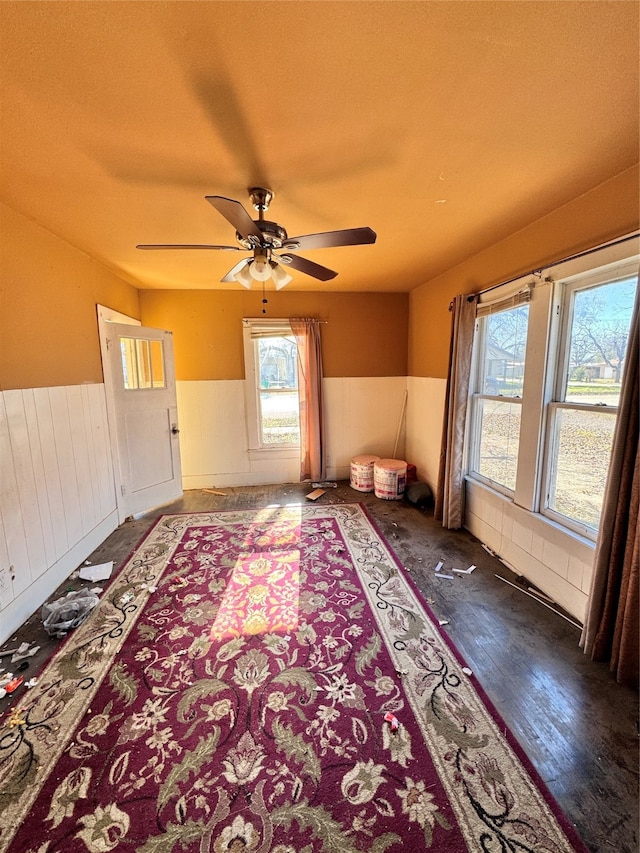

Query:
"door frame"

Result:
[[97, 304, 141, 523]]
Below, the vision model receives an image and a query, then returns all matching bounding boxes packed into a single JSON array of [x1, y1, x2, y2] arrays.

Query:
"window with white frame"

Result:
[[542, 266, 637, 532], [467, 238, 638, 539], [243, 319, 300, 451], [468, 291, 530, 493]]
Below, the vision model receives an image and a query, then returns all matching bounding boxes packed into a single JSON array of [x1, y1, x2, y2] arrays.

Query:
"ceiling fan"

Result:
[[137, 188, 376, 289]]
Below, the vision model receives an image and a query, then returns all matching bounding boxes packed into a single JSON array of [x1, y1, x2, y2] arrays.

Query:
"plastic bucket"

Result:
[[350, 454, 380, 492], [374, 458, 407, 500]]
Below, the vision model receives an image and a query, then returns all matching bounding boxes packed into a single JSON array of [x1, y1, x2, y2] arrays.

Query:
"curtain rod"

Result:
[[478, 231, 639, 298], [242, 317, 328, 324]]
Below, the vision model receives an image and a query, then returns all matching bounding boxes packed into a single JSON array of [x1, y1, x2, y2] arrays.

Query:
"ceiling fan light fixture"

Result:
[[250, 254, 272, 281], [233, 265, 253, 289], [271, 263, 293, 290]]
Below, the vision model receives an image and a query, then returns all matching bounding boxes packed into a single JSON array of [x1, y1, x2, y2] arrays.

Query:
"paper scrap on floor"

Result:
[[79, 561, 113, 581]]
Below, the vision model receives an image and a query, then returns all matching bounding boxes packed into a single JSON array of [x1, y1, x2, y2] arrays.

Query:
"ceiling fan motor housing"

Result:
[[237, 219, 288, 249]]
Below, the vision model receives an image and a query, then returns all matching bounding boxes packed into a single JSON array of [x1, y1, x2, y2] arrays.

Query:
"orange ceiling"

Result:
[[1, 1, 638, 293]]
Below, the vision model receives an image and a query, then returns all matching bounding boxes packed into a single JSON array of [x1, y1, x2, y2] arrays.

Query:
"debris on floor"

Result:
[[79, 561, 113, 581], [203, 488, 228, 496], [3, 675, 24, 694], [434, 561, 454, 580], [305, 488, 326, 501], [495, 574, 581, 629], [5, 708, 27, 727], [384, 711, 400, 731], [453, 565, 476, 574], [0, 642, 40, 663], [435, 559, 477, 579], [312, 481, 337, 488], [41, 589, 100, 637]]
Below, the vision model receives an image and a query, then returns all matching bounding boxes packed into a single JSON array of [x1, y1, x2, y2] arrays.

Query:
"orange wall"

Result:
[[0, 203, 140, 391], [139, 290, 409, 380], [409, 165, 640, 378]]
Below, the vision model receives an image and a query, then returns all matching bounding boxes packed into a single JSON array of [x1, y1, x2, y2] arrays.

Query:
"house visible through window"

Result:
[[467, 239, 638, 539], [543, 270, 637, 531], [469, 297, 529, 493], [243, 320, 300, 450]]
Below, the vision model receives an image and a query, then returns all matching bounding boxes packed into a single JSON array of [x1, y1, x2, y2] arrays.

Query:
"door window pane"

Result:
[[150, 340, 165, 388], [120, 338, 138, 389], [136, 339, 152, 389], [120, 337, 165, 390]]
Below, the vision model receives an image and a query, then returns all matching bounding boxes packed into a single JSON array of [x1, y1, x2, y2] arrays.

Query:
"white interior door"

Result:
[[104, 322, 182, 518]]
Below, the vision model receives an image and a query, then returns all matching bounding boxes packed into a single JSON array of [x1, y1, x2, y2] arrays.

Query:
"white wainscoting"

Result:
[[405, 375, 447, 492], [465, 479, 593, 622], [0, 385, 118, 644], [176, 377, 409, 488], [323, 377, 409, 480]]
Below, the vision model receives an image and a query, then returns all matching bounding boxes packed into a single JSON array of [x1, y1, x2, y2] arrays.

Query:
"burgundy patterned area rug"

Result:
[[0, 504, 586, 853]]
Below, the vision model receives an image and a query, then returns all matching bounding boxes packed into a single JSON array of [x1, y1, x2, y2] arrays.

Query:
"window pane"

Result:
[[473, 399, 522, 491], [564, 276, 637, 406], [257, 336, 298, 389], [136, 339, 151, 389], [120, 338, 138, 389], [150, 340, 165, 388], [547, 408, 615, 529], [482, 305, 529, 396], [259, 391, 300, 445], [255, 334, 300, 446]]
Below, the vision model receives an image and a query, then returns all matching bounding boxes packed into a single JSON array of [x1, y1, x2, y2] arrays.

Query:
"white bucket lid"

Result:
[[375, 458, 407, 471]]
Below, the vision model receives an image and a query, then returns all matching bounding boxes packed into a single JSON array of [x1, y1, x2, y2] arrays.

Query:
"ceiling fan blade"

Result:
[[284, 227, 376, 251], [278, 253, 337, 281], [205, 196, 263, 243], [221, 257, 250, 283], [136, 243, 242, 251]]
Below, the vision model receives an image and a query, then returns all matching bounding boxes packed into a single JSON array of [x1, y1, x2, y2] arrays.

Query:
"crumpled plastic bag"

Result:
[[41, 589, 100, 637]]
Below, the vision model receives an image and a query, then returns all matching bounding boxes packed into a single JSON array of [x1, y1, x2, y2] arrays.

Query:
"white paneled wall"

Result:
[[405, 376, 447, 491], [465, 481, 593, 621], [176, 377, 409, 488], [0, 385, 118, 643], [324, 377, 408, 479]]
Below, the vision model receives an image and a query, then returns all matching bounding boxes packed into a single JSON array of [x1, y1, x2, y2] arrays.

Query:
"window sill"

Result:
[[248, 447, 300, 463], [465, 476, 596, 555]]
